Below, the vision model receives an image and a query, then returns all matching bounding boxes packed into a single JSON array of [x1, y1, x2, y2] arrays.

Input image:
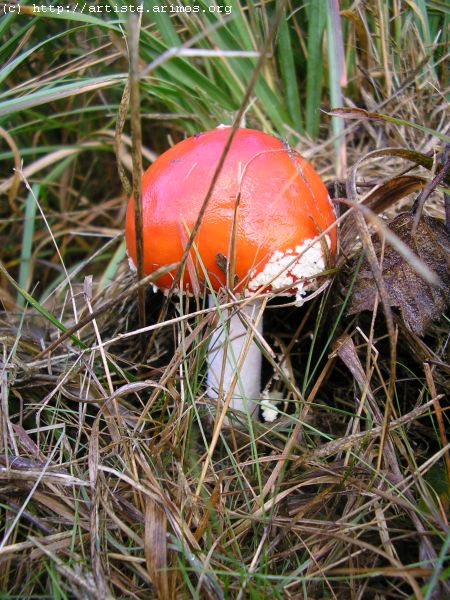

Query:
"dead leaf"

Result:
[[348, 212, 450, 335], [145, 497, 169, 599], [363, 175, 426, 214]]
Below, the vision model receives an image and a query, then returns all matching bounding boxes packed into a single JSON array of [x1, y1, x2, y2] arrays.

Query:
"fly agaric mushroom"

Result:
[[125, 127, 337, 423]]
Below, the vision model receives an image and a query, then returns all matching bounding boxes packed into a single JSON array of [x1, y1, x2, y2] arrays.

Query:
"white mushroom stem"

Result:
[[207, 296, 263, 420]]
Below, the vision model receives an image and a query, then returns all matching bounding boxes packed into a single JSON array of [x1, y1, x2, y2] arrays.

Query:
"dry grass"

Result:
[[1, 1, 449, 598]]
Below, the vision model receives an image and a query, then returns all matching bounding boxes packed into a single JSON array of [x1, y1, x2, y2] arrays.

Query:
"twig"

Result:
[[115, 82, 132, 197], [128, 12, 146, 348]]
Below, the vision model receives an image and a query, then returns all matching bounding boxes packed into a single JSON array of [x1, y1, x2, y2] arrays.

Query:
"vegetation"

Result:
[[0, 0, 449, 598]]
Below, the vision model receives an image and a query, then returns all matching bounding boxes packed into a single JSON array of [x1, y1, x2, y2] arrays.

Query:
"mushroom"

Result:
[[125, 127, 337, 423]]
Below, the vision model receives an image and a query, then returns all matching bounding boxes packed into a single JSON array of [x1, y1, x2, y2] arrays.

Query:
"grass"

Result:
[[0, 1, 449, 598]]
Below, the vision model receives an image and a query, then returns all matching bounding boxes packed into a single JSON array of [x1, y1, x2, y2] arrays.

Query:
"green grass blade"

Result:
[[428, 0, 450, 15], [0, 13, 15, 37], [423, 528, 450, 600], [305, 0, 327, 137], [139, 34, 236, 111], [0, 25, 87, 85], [23, 5, 124, 27], [17, 184, 39, 309], [0, 17, 37, 64], [413, 0, 432, 45], [277, 10, 303, 132], [326, 0, 346, 175], [146, 0, 181, 46], [99, 240, 127, 291], [0, 75, 126, 117]]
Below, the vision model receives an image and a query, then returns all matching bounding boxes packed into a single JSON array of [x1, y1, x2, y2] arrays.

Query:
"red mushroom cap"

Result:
[[125, 127, 337, 295]]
